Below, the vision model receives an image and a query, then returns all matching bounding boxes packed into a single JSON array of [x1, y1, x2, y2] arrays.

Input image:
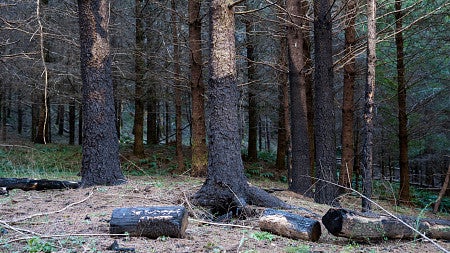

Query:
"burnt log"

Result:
[[322, 208, 450, 241], [0, 178, 80, 192], [259, 209, 321, 242], [109, 206, 188, 239]]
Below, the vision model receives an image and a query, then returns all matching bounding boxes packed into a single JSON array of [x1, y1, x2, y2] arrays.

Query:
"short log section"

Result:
[[322, 208, 450, 241], [110, 206, 188, 239], [259, 209, 321, 242]]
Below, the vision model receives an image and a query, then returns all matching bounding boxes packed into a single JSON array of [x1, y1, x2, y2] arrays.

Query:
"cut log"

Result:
[[0, 178, 80, 192], [259, 209, 321, 242], [109, 206, 188, 239], [322, 208, 450, 241]]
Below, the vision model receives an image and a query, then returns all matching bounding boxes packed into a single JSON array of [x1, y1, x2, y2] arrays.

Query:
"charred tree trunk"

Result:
[[275, 37, 290, 173], [339, 0, 357, 192], [192, 0, 289, 214], [313, 0, 339, 204], [133, 0, 145, 157], [78, 0, 125, 187], [17, 91, 23, 135], [69, 101, 76, 145], [395, 0, 411, 204], [287, 0, 312, 196], [171, 0, 184, 171], [57, 104, 64, 136], [78, 103, 82, 145], [245, 9, 258, 162], [147, 98, 159, 145], [189, 0, 207, 177]]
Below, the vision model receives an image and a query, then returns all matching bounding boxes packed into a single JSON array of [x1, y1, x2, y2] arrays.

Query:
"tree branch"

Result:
[[228, 0, 247, 9]]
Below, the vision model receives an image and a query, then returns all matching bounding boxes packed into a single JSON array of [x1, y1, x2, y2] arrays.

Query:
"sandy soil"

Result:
[[0, 176, 449, 253]]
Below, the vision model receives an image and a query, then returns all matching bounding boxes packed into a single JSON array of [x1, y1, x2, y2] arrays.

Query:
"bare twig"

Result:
[[9, 191, 93, 223], [189, 218, 253, 229]]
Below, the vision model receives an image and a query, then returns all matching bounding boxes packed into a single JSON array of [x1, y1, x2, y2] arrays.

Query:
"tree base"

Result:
[[192, 180, 290, 216]]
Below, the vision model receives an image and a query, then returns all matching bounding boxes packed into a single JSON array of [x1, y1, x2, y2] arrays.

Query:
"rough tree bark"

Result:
[[339, 0, 357, 192], [171, 0, 184, 171], [69, 100, 75, 145], [313, 0, 339, 205], [287, 0, 312, 196], [133, 0, 145, 157], [362, 0, 377, 211], [192, 0, 289, 214], [189, 0, 207, 177], [276, 36, 290, 173], [245, 8, 258, 162], [78, 0, 126, 187], [395, 0, 411, 204]]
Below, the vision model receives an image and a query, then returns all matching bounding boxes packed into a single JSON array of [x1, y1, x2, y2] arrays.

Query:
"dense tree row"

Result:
[[0, 0, 448, 210]]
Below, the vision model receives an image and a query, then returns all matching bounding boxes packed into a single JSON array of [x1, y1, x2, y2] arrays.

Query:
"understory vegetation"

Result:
[[1, 143, 449, 214]]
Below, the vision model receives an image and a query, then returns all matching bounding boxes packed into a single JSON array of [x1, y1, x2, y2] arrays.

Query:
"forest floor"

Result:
[[0, 143, 449, 252]]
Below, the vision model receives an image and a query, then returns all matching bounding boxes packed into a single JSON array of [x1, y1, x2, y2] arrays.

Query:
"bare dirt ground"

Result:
[[1, 176, 449, 253]]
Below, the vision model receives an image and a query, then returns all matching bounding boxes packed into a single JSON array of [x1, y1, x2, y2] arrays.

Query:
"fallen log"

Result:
[[109, 206, 188, 239], [0, 178, 80, 192], [322, 208, 450, 241], [259, 209, 321, 242]]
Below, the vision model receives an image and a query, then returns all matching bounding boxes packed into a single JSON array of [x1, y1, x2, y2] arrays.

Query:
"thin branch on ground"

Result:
[[189, 218, 253, 229], [8, 191, 93, 224]]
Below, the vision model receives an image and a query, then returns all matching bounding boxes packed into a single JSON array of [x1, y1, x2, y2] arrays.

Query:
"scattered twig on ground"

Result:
[[189, 218, 253, 229], [183, 191, 200, 219], [0, 220, 41, 236], [8, 191, 94, 224], [0, 233, 128, 246]]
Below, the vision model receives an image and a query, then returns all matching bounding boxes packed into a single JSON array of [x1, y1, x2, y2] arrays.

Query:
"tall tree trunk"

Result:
[[245, 10, 258, 162], [78, 0, 125, 187], [193, 0, 288, 213], [35, 96, 51, 144], [31, 96, 39, 142], [313, 0, 339, 204], [171, 0, 184, 171], [17, 90, 23, 134], [165, 99, 170, 144], [78, 103, 82, 145], [147, 98, 159, 144], [339, 0, 357, 192], [304, 26, 315, 185], [69, 101, 75, 145], [189, 0, 207, 177], [35, 0, 50, 144], [362, 0, 377, 211], [287, 0, 312, 196], [275, 36, 289, 172], [133, 0, 145, 157], [0, 87, 5, 142], [57, 104, 64, 136], [395, 0, 410, 204]]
